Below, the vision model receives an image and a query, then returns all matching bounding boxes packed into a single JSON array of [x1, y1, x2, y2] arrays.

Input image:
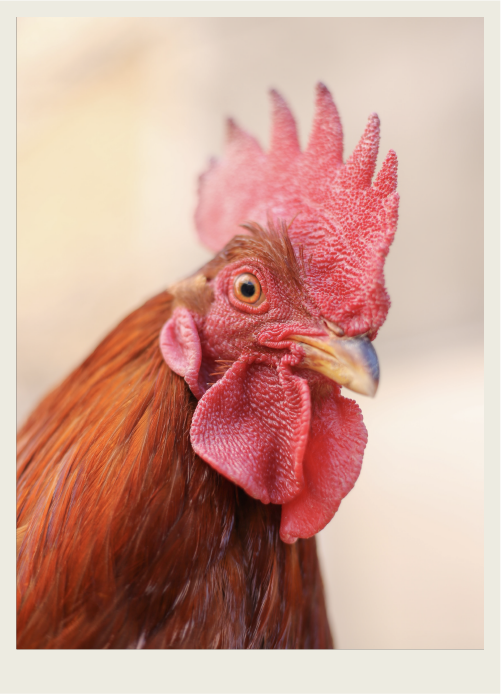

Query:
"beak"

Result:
[[289, 329, 380, 397]]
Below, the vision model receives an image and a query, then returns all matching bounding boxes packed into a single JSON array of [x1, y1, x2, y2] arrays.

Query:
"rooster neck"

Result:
[[17, 291, 332, 649]]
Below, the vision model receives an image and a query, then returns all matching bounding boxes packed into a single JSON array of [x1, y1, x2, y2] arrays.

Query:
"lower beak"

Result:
[[289, 331, 380, 397]]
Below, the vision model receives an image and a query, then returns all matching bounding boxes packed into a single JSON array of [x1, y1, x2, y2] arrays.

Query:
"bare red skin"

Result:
[[161, 83, 398, 543], [196, 84, 399, 338], [161, 254, 367, 543]]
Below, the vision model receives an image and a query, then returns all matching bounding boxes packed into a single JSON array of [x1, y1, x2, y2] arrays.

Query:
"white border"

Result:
[[3, 3, 498, 693]]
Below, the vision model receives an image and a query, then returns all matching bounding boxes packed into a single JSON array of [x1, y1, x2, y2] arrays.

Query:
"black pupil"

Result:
[[241, 280, 256, 298]]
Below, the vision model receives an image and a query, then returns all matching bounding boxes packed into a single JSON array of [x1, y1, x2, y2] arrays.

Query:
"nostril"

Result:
[[323, 318, 345, 337]]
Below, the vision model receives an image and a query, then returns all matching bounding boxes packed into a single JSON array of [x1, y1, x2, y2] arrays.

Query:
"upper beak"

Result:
[[289, 328, 380, 397]]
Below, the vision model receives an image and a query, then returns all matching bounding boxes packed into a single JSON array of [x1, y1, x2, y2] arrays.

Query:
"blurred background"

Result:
[[17, 17, 483, 649]]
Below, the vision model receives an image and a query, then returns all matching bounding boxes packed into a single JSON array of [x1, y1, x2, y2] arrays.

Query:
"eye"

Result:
[[233, 273, 262, 304]]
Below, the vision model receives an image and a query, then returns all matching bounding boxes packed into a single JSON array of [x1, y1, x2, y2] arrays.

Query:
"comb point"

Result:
[[269, 89, 300, 158], [373, 149, 398, 197], [343, 112, 381, 187], [305, 82, 343, 171]]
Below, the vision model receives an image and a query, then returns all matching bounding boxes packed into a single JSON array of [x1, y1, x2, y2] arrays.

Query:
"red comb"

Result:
[[195, 83, 399, 337]]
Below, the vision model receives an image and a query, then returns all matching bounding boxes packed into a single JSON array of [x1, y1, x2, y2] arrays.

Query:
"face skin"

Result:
[[196, 256, 325, 371], [187, 227, 380, 398], [160, 226, 379, 543], [167, 86, 398, 542]]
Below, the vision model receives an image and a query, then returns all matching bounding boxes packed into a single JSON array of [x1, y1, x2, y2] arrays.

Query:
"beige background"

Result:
[[17, 17, 483, 649]]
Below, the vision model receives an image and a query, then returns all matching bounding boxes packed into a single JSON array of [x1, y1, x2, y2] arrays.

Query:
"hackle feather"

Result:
[[17, 288, 332, 648]]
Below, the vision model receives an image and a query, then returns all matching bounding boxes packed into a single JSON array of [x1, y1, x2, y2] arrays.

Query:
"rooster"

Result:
[[17, 83, 398, 649]]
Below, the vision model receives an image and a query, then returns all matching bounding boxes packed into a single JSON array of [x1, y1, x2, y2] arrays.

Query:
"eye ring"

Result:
[[233, 273, 262, 304]]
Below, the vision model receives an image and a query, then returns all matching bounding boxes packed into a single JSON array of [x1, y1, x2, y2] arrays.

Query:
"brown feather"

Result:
[[17, 250, 333, 649]]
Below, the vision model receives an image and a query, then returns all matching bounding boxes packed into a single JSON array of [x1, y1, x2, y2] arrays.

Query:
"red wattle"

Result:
[[190, 358, 311, 505], [280, 383, 367, 543]]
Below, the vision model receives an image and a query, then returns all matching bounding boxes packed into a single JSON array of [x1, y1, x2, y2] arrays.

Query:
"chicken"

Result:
[[17, 83, 398, 649]]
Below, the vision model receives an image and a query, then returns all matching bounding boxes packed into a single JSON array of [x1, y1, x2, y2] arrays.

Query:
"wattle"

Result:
[[280, 378, 367, 543], [189, 355, 367, 543]]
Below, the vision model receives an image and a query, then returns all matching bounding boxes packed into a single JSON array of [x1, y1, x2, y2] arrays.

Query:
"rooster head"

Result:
[[160, 84, 399, 543]]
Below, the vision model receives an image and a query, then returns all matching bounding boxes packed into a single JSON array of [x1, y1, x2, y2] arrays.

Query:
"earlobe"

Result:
[[159, 308, 204, 399]]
